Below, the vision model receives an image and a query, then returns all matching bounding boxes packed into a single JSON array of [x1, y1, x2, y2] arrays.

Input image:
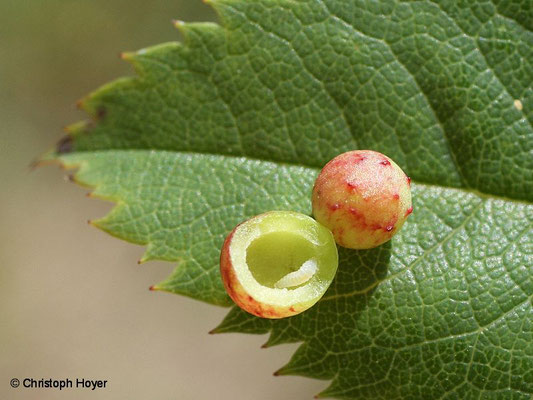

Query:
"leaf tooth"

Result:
[[149, 284, 162, 292], [208, 326, 222, 335], [171, 21, 227, 67], [172, 20, 222, 38], [204, 0, 241, 27], [118, 50, 144, 74], [64, 120, 91, 137], [261, 329, 296, 348], [137, 253, 151, 265], [315, 375, 384, 400], [139, 242, 173, 265], [275, 342, 338, 380], [261, 334, 278, 349], [118, 50, 145, 73], [119, 51, 136, 61], [67, 169, 121, 202], [91, 206, 148, 245], [50, 122, 91, 157], [211, 306, 272, 334], [79, 76, 136, 120], [154, 271, 232, 306], [313, 385, 338, 400], [313, 378, 342, 399], [272, 344, 330, 378], [33, 149, 81, 174], [124, 42, 182, 66], [262, 327, 300, 348], [172, 18, 187, 34], [272, 365, 289, 376], [205, 0, 241, 9]]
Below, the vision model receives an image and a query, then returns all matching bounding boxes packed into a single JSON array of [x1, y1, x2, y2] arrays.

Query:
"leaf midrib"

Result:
[[63, 148, 533, 205]]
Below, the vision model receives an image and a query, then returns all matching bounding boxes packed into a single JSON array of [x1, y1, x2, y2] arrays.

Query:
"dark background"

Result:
[[0, 1, 325, 398]]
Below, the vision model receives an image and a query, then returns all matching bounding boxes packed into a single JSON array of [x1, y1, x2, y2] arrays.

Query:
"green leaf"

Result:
[[43, 0, 532, 398]]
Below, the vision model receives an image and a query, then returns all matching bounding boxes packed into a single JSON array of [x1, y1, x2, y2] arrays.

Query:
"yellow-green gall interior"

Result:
[[246, 231, 316, 289], [221, 211, 339, 317]]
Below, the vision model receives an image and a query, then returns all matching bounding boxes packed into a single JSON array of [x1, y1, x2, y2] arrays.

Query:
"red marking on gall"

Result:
[[393, 194, 400, 200], [328, 203, 341, 211], [333, 227, 345, 238], [385, 225, 394, 232], [346, 181, 358, 190], [325, 158, 347, 170], [405, 206, 413, 216], [348, 207, 374, 230], [380, 159, 391, 166], [289, 306, 295, 312], [406, 176, 411, 186], [348, 207, 361, 216]]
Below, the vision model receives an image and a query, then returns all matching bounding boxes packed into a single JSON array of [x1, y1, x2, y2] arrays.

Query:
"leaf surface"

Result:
[[46, 0, 532, 398]]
